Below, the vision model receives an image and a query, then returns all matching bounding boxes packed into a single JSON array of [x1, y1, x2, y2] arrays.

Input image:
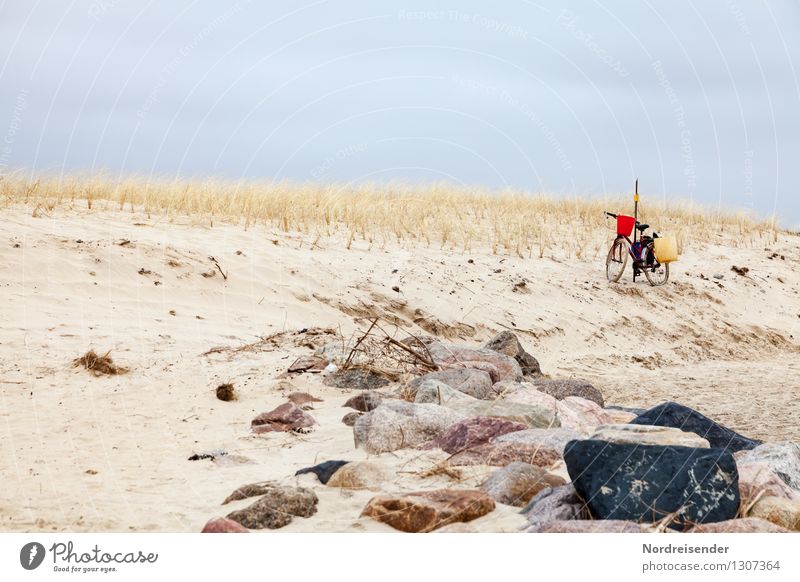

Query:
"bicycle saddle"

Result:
[[635, 223, 649, 232]]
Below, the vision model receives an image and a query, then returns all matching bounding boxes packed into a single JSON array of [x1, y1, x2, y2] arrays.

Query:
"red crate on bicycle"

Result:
[[616, 214, 635, 237]]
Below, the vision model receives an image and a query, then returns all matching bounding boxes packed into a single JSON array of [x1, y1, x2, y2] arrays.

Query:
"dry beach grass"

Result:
[[1, 175, 798, 532], [0, 173, 781, 257]]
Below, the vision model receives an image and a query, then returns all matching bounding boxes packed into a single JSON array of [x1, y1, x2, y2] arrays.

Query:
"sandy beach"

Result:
[[1, 204, 798, 532]]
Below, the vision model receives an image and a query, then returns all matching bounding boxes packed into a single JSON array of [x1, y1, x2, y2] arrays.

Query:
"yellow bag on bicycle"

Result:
[[654, 236, 678, 263]]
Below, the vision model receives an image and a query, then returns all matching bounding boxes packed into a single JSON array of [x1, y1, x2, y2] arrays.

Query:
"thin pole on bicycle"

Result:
[[633, 179, 639, 282]]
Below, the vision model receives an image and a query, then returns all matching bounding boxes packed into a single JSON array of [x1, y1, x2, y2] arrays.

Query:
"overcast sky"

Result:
[[1, 1, 798, 226]]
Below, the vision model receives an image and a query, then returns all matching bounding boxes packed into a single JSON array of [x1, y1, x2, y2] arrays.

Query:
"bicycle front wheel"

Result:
[[606, 238, 628, 282], [643, 245, 669, 286]]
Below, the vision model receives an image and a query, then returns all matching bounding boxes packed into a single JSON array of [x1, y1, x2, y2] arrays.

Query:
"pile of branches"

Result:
[[340, 317, 439, 379]]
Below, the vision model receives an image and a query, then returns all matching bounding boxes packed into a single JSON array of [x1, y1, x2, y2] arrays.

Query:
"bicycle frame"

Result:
[[610, 233, 661, 283], [615, 234, 644, 261]]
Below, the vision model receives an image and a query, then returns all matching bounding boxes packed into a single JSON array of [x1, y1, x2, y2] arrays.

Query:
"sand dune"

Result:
[[1, 204, 798, 532]]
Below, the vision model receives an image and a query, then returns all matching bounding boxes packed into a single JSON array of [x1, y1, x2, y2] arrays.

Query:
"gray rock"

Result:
[[344, 391, 385, 412], [736, 443, 800, 492], [590, 423, 710, 448], [481, 462, 566, 507], [737, 460, 800, 502], [341, 411, 363, 426], [225, 484, 318, 529], [353, 401, 466, 454], [556, 397, 612, 432], [483, 331, 541, 376], [531, 378, 604, 408], [414, 380, 474, 405], [414, 382, 559, 428], [426, 342, 523, 383], [408, 368, 493, 399], [492, 427, 583, 454], [521, 484, 590, 529]]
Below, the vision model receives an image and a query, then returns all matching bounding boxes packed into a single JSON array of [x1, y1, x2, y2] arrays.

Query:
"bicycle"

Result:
[[604, 211, 669, 286]]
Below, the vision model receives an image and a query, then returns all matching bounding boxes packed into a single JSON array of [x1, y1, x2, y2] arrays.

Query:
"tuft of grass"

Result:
[[73, 349, 129, 376]]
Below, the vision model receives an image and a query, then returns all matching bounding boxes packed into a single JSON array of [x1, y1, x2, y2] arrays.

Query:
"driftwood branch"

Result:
[[343, 317, 379, 369], [209, 256, 228, 280]]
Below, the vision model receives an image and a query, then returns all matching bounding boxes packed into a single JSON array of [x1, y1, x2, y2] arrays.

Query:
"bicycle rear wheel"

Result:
[[606, 238, 628, 282], [643, 245, 669, 286]]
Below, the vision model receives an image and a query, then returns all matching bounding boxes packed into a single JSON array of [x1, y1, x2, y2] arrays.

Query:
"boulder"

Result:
[[492, 427, 583, 454], [251, 402, 316, 433], [323, 368, 390, 390], [494, 381, 558, 409], [528, 520, 650, 533], [426, 343, 523, 383], [415, 382, 559, 428], [424, 417, 528, 454], [344, 391, 385, 412], [286, 392, 323, 407], [556, 397, 612, 433], [414, 379, 473, 404], [735, 442, 800, 491], [360, 489, 495, 532], [690, 517, 791, 533], [589, 424, 710, 448], [327, 462, 390, 490], [564, 440, 739, 529], [746, 496, 800, 531], [288, 355, 328, 373], [223, 482, 283, 505], [353, 401, 465, 454], [408, 368, 493, 400], [201, 517, 249, 533], [737, 461, 800, 502], [630, 402, 760, 452], [315, 343, 369, 366], [495, 384, 606, 433], [449, 442, 562, 468], [483, 331, 541, 376], [521, 484, 590, 529], [341, 411, 363, 426], [295, 460, 350, 484], [225, 484, 318, 529], [531, 378, 604, 408], [481, 462, 566, 506]]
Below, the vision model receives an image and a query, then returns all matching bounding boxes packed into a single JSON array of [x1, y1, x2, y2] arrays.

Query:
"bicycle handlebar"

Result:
[[605, 211, 617, 219]]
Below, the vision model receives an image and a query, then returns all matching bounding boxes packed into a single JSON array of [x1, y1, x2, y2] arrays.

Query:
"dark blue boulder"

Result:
[[564, 439, 739, 530], [630, 402, 760, 452]]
